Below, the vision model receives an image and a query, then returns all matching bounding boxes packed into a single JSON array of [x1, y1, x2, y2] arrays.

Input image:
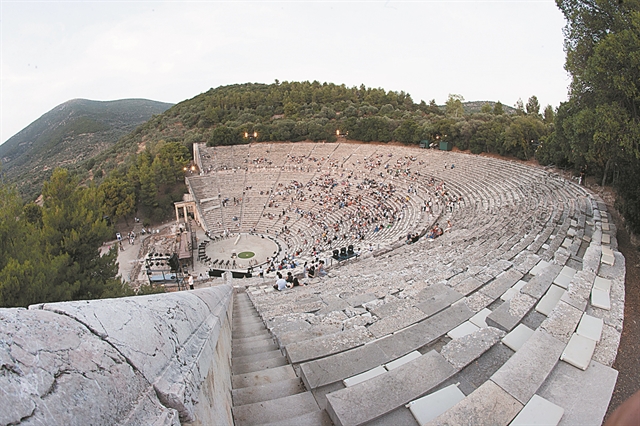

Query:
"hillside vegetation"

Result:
[[93, 82, 544, 175], [0, 98, 172, 199]]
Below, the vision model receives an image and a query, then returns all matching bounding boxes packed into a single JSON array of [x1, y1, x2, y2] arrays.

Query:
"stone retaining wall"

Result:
[[0, 281, 234, 426]]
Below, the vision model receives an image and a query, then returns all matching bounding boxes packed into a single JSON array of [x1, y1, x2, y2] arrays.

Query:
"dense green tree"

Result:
[[393, 119, 422, 144], [552, 0, 640, 231], [526, 96, 541, 116], [0, 171, 129, 307], [428, 99, 443, 115], [208, 125, 242, 146], [100, 173, 136, 223], [543, 105, 555, 124], [445, 94, 465, 117], [493, 101, 504, 115]]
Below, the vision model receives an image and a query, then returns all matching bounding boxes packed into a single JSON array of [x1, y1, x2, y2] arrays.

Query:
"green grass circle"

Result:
[[238, 251, 255, 259]]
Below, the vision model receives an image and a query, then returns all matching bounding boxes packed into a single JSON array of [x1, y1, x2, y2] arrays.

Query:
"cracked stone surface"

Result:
[[0, 308, 179, 426], [15, 284, 233, 425], [441, 326, 505, 369]]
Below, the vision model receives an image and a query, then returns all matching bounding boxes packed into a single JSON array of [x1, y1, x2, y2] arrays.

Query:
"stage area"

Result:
[[204, 233, 279, 270]]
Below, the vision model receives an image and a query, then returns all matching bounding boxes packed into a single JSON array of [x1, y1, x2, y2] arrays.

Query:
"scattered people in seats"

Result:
[[273, 272, 288, 291], [427, 223, 444, 239], [287, 276, 304, 288]]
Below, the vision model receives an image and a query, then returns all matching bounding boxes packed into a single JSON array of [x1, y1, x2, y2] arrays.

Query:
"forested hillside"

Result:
[[0, 98, 172, 199], [93, 82, 548, 174], [538, 0, 640, 233]]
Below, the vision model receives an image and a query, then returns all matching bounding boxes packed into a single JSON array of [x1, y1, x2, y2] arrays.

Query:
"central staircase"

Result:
[[231, 289, 332, 426]]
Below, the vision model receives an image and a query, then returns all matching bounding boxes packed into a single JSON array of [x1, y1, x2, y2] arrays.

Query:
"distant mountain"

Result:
[[0, 98, 173, 199], [461, 101, 516, 115]]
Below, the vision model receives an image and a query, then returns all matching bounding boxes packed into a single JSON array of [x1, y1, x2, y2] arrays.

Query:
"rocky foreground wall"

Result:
[[0, 282, 234, 426]]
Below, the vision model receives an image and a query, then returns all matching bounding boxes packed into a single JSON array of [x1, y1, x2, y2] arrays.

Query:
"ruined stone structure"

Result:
[[1, 143, 625, 425]]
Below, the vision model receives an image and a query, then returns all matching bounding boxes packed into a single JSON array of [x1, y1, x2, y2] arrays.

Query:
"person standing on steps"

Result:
[[188, 274, 194, 290]]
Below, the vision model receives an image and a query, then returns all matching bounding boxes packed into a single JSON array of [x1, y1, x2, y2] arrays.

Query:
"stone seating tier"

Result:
[[193, 143, 624, 426]]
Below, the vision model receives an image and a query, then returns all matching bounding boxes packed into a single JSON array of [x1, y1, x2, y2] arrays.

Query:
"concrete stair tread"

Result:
[[233, 356, 289, 375], [232, 377, 305, 406], [232, 391, 320, 426], [232, 364, 297, 389]]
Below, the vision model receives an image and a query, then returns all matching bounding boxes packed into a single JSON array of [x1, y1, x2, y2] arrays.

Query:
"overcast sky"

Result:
[[1, 0, 570, 145]]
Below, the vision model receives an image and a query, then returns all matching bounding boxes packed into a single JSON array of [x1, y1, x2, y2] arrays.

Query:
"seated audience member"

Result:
[[308, 263, 316, 278], [288, 277, 304, 287], [317, 260, 327, 277], [273, 272, 288, 291]]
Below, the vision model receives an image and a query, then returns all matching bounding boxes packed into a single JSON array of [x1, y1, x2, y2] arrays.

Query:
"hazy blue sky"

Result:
[[1, 1, 570, 144]]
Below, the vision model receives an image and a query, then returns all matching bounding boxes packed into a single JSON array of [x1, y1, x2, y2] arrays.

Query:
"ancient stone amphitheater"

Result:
[[1, 142, 625, 426]]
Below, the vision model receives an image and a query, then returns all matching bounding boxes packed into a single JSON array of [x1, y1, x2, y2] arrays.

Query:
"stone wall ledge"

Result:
[[0, 284, 233, 426]]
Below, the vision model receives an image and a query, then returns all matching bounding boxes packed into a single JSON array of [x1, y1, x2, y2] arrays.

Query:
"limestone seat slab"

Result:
[[501, 287, 518, 301], [535, 285, 566, 316], [447, 321, 480, 339], [509, 394, 564, 426], [576, 314, 603, 342], [469, 308, 492, 328], [491, 330, 565, 404], [591, 288, 611, 310], [530, 260, 551, 276], [326, 351, 457, 426], [502, 324, 535, 352], [343, 366, 387, 387], [560, 334, 597, 371], [593, 276, 612, 293], [553, 273, 572, 289], [385, 350, 422, 371], [406, 383, 465, 426]]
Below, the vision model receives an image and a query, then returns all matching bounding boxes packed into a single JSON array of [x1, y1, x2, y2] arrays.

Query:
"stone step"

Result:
[[233, 321, 267, 335], [234, 328, 272, 339], [233, 333, 274, 345], [233, 348, 283, 365], [300, 303, 473, 389], [233, 340, 280, 358], [326, 351, 457, 426], [234, 308, 260, 317], [232, 356, 290, 375], [258, 409, 333, 426], [232, 377, 306, 406], [232, 391, 320, 426], [233, 316, 263, 326], [232, 364, 298, 389]]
